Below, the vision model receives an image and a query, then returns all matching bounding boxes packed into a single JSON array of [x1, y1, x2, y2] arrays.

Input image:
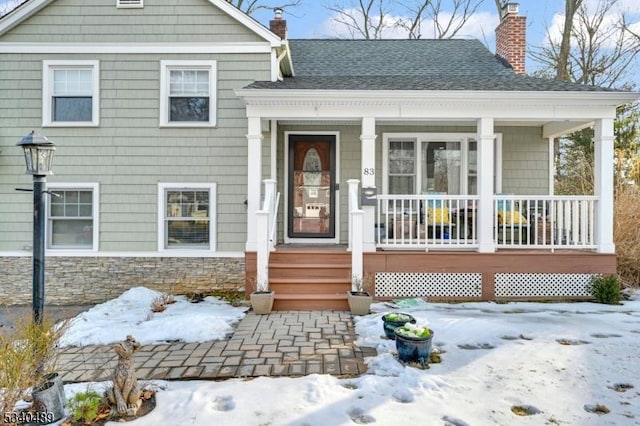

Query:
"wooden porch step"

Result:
[[268, 247, 352, 310], [269, 264, 350, 280], [269, 263, 350, 269], [273, 293, 349, 311], [270, 278, 350, 295]]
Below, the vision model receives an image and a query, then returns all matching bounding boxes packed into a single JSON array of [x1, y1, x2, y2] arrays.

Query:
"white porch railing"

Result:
[[256, 179, 279, 291], [376, 194, 480, 250], [373, 194, 597, 251], [494, 195, 596, 250], [348, 179, 363, 288]]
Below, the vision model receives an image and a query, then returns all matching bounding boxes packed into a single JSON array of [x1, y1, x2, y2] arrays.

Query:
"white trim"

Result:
[[284, 131, 341, 244], [0, 0, 54, 35], [0, 0, 282, 48], [117, 0, 143, 8], [157, 183, 217, 253], [0, 42, 273, 54], [594, 119, 615, 253], [237, 88, 639, 106], [42, 60, 100, 127], [548, 137, 555, 195], [207, 0, 282, 47], [46, 183, 100, 252], [159, 60, 217, 127], [1, 251, 244, 258], [270, 120, 278, 180]]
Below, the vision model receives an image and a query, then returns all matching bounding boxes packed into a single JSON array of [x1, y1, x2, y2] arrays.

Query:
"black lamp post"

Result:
[[17, 131, 56, 324]]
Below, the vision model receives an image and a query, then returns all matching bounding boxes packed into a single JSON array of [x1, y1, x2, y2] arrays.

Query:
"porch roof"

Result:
[[246, 39, 622, 93]]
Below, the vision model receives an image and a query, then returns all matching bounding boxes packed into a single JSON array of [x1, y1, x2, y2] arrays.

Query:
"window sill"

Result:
[[159, 122, 217, 128], [42, 122, 100, 128]]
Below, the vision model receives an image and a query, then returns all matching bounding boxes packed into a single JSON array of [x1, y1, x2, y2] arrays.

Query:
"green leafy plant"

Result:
[[383, 313, 413, 323], [67, 390, 105, 424], [395, 323, 432, 339], [589, 275, 621, 304]]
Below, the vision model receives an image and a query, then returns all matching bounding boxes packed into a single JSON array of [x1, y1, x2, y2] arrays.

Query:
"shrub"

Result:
[[150, 293, 175, 313], [0, 316, 67, 420], [67, 390, 105, 423], [614, 184, 640, 287], [589, 275, 621, 304]]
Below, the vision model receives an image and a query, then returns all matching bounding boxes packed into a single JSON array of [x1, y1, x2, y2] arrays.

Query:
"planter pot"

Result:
[[347, 291, 372, 315], [28, 373, 66, 424], [381, 313, 416, 339], [250, 291, 274, 314], [395, 329, 434, 368]]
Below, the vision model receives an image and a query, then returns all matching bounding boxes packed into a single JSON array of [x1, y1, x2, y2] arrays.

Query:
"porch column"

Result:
[[477, 118, 496, 253], [360, 117, 377, 252], [246, 116, 263, 252], [594, 118, 615, 253]]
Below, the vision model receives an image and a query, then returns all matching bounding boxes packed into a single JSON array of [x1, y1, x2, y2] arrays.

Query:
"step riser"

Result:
[[270, 283, 350, 295], [269, 253, 350, 265], [273, 299, 350, 311], [270, 269, 351, 279]]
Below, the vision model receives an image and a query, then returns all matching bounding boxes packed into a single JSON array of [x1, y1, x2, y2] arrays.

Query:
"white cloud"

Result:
[[317, 8, 498, 40], [543, 2, 639, 51]]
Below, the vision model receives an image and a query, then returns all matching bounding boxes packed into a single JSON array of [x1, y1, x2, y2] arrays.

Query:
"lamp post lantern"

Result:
[[17, 131, 56, 324]]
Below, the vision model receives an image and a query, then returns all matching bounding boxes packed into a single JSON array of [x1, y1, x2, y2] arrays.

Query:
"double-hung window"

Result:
[[43, 60, 100, 126], [158, 183, 217, 251], [160, 61, 217, 127], [47, 184, 99, 250]]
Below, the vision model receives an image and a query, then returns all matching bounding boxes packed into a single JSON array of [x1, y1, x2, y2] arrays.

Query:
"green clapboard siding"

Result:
[[0, 27, 270, 252], [1, 0, 265, 43]]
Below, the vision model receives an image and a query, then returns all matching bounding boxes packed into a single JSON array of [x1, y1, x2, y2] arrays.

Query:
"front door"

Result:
[[288, 135, 336, 239]]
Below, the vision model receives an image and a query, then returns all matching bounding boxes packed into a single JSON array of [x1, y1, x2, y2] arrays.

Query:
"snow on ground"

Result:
[[59, 287, 247, 346], [59, 288, 640, 425]]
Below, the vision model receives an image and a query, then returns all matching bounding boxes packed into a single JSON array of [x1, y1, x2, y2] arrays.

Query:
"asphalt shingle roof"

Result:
[[246, 39, 616, 92]]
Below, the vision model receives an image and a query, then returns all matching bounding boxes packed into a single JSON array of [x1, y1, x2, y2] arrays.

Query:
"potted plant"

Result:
[[394, 323, 434, 368], [249, 275, 274, 315], [347, 274, 373, 315], [381, 312, 416, 339]]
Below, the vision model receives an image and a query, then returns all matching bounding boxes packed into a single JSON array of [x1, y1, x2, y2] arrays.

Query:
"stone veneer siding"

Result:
[[0, 256, 245, 305]]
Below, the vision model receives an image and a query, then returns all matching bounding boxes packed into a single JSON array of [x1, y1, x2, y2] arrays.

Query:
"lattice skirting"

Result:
[[495, 273, 595, 297], [375, 273, 482, 298]]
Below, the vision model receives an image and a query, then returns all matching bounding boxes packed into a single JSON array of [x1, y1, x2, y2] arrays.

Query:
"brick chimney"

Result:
[[495, 3, 526, 75], [269, 8, 287, 40]]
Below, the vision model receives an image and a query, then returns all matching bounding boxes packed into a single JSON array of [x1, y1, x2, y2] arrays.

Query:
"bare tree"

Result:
[[529, 0, 640, 200], [556, 0, 583, 81], [226, 0, 301, 16], [325, 0, 394, 39], [532, 0, 638, 88], [326, 0, 487, 39]]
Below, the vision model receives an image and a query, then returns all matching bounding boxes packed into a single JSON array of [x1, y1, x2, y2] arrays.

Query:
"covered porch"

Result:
[[236, 88, 630, 306]]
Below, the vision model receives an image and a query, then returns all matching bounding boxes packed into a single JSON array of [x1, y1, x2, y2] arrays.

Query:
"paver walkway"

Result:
[[58, 311, 377, 383]]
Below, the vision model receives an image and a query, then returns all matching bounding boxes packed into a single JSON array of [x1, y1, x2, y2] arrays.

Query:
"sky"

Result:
[[43, 285, 640, 425], [250, 0, 640, 79], [2, 0, 639, 81]]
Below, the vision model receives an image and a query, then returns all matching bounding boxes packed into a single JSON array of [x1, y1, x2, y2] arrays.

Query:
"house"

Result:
[[0, 1, 637, 309]]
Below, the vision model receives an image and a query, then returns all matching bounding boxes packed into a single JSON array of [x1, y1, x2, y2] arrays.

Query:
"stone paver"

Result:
[[58, 311, 375, 382]]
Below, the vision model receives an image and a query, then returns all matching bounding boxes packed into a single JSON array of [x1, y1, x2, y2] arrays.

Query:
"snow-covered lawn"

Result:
[[60, 289, 640, 425], [60, 287, 247, 346]]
